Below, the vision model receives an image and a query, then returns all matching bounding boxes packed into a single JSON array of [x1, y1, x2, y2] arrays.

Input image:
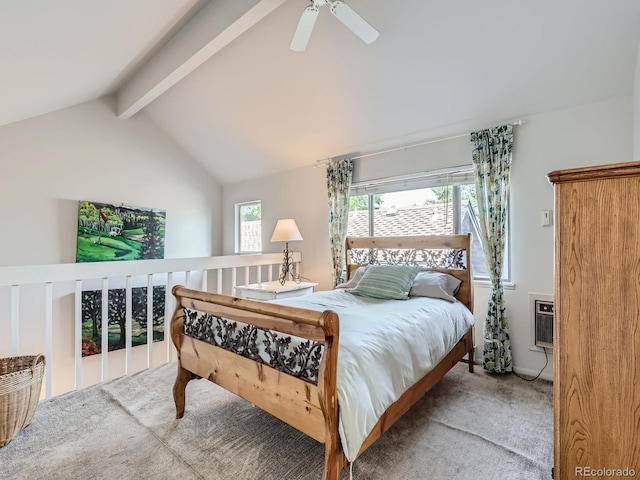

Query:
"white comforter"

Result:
[[271, 289, 474, 461]]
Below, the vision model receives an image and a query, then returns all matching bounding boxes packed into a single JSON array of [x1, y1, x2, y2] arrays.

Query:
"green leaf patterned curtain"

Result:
[[470, 125, 513, 373], [327, 158, 354, 287]]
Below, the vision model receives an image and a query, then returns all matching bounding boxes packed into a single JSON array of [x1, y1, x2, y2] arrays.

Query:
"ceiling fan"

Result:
[[290, 0, 379, 52]]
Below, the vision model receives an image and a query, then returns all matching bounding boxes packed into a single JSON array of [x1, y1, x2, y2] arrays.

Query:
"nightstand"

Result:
[[235, 281, 318, 301]]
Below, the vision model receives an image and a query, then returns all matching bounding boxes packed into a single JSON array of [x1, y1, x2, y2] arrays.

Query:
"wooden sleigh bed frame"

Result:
[[170, 235, 475, 480]]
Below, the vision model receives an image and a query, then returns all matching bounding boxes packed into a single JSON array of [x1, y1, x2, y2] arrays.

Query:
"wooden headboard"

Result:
[[344, 234, 473, 313]]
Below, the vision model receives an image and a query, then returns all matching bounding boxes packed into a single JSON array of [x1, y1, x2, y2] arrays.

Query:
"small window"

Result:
[[236, 201, 262, 253]]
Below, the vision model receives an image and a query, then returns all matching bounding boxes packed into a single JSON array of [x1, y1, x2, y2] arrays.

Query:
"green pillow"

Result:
[[348, 265, 421, 300]]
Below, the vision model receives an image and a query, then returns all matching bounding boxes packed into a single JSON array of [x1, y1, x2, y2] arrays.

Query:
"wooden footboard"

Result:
[[170, 286, 345, 476]]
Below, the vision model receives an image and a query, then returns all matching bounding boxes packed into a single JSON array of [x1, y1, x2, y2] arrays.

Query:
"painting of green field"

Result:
[[76, 201, 165, 263], [81, 285, 165, 357]]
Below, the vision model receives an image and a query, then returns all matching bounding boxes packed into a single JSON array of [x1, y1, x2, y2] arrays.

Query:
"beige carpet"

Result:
[[0, 361, 553, 480]]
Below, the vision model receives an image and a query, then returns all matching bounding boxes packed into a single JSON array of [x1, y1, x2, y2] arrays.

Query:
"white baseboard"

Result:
[[473, 346, 554, 382], [528, 345, 553, 354], [513, 365, 553, 382]]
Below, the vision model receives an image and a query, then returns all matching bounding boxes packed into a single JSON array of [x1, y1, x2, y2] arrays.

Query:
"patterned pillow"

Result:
[[348, 265, 421, 300]]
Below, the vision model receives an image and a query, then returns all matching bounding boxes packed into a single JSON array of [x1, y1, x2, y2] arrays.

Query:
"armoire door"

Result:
[[548, 162, 640, 479]]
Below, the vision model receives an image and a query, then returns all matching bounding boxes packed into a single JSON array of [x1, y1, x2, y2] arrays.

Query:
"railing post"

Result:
[[125, 276, 132, 374], [101, 277, 109, 382], [201, 270, 208, 291], [10, 285, 19, 356], [146, 274, 153, 368], [74, 280, 82, 390], [231, 268, 237, 296], [44, 282, 53, 399], [166, 272, 173, 362]]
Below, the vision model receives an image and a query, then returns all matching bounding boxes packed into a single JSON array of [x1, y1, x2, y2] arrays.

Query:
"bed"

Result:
[[170, 235, 475, 479]]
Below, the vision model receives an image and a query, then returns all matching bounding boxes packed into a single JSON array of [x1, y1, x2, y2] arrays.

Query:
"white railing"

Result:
[[0, 252, 299, 399]]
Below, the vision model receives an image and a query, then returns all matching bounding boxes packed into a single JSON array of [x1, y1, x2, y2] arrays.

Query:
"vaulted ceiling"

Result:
[[3, 0, 640, 184]]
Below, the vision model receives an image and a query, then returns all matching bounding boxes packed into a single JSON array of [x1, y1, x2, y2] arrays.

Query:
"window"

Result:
[[347, 169, 510, 280], [236, 201, 262, 253]]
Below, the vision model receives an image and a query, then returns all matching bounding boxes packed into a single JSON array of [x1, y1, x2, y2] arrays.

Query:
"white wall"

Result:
[[0, 96, 222, 267], [223, 96, 633, 381], [634, 38, 640, 160], [222, 164, 331, 285]]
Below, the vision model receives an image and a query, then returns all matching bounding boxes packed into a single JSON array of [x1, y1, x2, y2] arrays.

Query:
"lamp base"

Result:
[[278, 243, 298, 285]]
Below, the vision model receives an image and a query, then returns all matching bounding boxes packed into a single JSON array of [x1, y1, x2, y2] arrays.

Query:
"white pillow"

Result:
[[335, 266, 368, 289], [409, 271, 461, 302]]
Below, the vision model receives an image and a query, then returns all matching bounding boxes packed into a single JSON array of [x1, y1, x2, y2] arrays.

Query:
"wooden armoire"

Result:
[[548, 161, 640, 479]]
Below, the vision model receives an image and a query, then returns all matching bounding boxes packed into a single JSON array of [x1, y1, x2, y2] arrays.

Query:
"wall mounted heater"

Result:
[[534, 299, 554, 348]]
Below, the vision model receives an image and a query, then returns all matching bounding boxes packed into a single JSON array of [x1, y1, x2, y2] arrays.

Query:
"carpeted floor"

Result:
[[0, 362, 553, 480]]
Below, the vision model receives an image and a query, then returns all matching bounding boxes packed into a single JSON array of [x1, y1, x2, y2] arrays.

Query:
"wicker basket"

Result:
[[0, 354, 45, 447]]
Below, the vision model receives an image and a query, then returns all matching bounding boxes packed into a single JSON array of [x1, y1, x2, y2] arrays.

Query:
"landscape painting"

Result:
[[76, 201, 165, 263], [81, 285, 166, 357]]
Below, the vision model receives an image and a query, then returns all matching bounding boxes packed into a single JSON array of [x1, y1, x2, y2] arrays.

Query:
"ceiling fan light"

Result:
[[329, 1, 379, 45]]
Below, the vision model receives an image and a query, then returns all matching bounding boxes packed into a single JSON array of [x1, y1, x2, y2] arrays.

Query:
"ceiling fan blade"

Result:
[[329, 1, 379, 44], [290, 5, 320, 52]]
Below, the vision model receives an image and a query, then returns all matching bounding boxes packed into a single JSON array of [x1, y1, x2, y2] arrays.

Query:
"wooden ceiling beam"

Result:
[[116, 0, 287, 119]]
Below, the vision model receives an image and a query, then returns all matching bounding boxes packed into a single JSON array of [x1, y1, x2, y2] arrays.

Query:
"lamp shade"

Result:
[[270, 218, 303, 243]]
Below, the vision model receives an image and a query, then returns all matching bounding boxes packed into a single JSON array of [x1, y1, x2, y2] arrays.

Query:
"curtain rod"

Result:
[[314, 120, 522, 167]]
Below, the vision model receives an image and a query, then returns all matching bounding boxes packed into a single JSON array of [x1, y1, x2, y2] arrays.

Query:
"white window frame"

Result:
[[348, 166, 511, 282], [235, 200, 262, 254]]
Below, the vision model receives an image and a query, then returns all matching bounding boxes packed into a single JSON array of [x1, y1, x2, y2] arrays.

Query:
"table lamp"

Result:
[[271, 218, 303, 285]]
